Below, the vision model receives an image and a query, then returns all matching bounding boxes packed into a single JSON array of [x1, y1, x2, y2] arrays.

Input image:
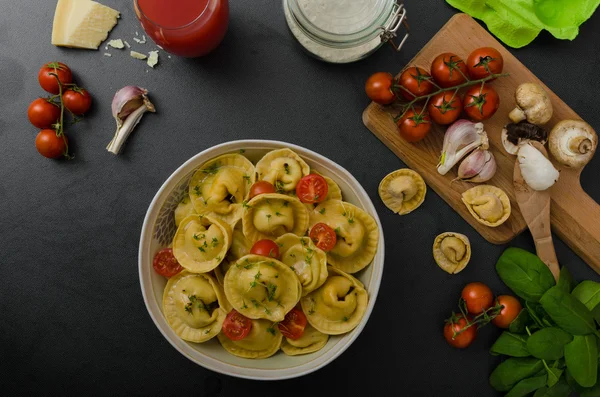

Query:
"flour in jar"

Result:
[[296, 0, 382, 34]]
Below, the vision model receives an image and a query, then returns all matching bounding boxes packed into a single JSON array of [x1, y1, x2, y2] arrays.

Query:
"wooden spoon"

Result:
[[513, 141, 560, 281]]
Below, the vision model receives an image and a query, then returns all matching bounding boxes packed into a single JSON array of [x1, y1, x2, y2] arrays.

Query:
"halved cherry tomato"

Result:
[[444, 315, 477, 349], [38, 62, 73, 94], [309, 223, 337, 251], [296, 174, 328, 204], [427, 91, 462, 125], [28, 98, 60, 129], [278, 307, 307, 340], [63, 89, 92, 115], [365, 72, 396, 105], [398, 66, 434, 100], [464, 84, 500, 121], [397, 107, 431, 143], [466, 47, 503, 80], [152, 248, 183, 278], [249, 181, 276, 199], [222, 310, 252, 341], [250, 239, 280, 259], [35, 129, 67, 159], [461, 282, 494, 314], [492, 295, 522, 329], [430, 53, 468, 88]]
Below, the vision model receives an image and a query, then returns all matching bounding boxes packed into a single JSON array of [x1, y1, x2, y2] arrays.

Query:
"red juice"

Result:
[[135, 0, 229, 57]]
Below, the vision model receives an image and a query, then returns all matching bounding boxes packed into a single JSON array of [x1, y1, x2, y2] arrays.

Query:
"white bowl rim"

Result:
[[138, 139, 385, 380]]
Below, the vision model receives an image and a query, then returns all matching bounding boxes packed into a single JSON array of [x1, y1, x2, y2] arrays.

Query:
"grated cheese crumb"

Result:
[[124, 40, 131, 48], [130, 51, 147, 60], [147, 50, 159, 68], [103, 53, 112, 57], [108, 39, 125, 49]]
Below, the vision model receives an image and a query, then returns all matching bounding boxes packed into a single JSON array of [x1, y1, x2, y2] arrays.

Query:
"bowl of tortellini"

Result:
[[139, 140, 384, 380]]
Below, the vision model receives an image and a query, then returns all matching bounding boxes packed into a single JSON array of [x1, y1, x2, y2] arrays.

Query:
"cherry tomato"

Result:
[[430, 53, 468, 88], [296, 174, 328, 204], [250, 239, 280, 259], [427, 91, 462, 125], [461, 282, 494, 314], [152, 248, 183, 278], [398, 67, 434, 100], [365, 72, 396, 105], [444, 315, 477, 349], [466, 47, 504, 80], [249, 181, 276, 199], [35, 129, 67, 159], [492, 295, 522, 329], [38, 62, 73, 94], [464, 84, 500, 121], [309, 223, 337, 252], [222, 310, 252, 341], [278, 307, 307, 340], [27, 98, 60, 129], [63, 89, 92, 115], [397, 107, 431, 143]]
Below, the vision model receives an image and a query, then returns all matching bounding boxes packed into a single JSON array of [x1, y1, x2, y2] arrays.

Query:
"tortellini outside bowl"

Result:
[[139, 141, 384, 380]]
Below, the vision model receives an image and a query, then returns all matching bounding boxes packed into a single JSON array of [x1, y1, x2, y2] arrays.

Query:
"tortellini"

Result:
[[217, 319, 282, 359], [224, 254, 302, 322], [173, 215, 232, 273], [301, 267, 368, 335], [378, 169, 426, 215], [189, 154, 255, 225], [275, 234, 328, 296], [255, 149, 310, 193], [162, 272, 229, 343], [432, 232, 471, 274], [174, 195, 196, 227], [461, 185, 511, 227], [308, 200, 379, 274], [281, 324, 329, 356], [242, 193, 309, 242]]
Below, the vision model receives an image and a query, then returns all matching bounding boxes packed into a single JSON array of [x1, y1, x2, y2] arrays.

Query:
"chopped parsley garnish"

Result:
[[202, 161, 221, 175], [342, 316, 349, 322], [204, 329, 210, 335], [284, 164, 290, 174], [242, 200, 251, 209], [239, 149, 246, 154], [241, 301, 248, 309], [243, 174, 250, 184], [348, 218, 355, 224], [319, 208, 326, 215], [198, 246, 206, 253], [193, 186, 201, 196], [215, 256, 221, 262], [266, 214, 272, 220], [250, 270, 262, 288], [275, 181, 285, 193], [334, 227, 341, 234], [282, 201, 289, 207], [212, 237, 219, 247], [266, 282, 277, 301], [185, 295, 215, 314], [266, 326, 276, 335], [275, 211, 283, 217]]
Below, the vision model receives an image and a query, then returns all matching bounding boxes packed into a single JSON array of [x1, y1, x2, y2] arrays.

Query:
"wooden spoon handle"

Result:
[[533, 235, 560, 281]]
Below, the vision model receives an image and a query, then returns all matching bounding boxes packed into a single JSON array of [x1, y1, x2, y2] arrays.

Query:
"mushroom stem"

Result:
[[570, 136, 593, 154], [509, 107, 526, 124]]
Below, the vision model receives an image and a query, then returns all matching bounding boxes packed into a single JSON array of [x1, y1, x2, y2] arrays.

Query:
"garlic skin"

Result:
[[548, 119, 597, 168], [517, 143, 559, 191], [437, 120, 489, 175], [457, 149, 497, 183]]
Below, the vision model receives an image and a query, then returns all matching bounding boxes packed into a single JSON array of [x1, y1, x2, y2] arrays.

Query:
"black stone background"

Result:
[[1, 0, 600, 396]]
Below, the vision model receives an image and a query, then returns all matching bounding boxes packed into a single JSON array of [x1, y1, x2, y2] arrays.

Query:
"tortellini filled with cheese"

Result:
[[217, 318, 282, 359], [275, 234, 328, 296], [242, 193, 309, 242], [255, 148, 310, 193], [281, 323, 329, 356], [162, 272, 230, 343], [189, 154, 255, 225], [461, 185, 511, 227], [173, 215, 232, 273], [301, 267, 368, 335], [224, 254, 302, 322], [214, 226, 252, 285], [309, 200, 379, 274], [174, 195, 197, 227]]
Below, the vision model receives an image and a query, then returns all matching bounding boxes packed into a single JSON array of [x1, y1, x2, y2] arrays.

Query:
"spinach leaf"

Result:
[[527, 301, 546, 329], [546, 367, 563, 388], [496, 248, 555, 302], [573, 281, 600, 311], [510, 309, 531, 333], [489, 357, 544, 392], [505, 374, 547, 397], [564, 335, 598, 388], [526, 327, 573, 360], [540, 286, 597, 335], [567, 366, 600, 396], [556, 266, 574, 293], [491, 332, 530, 357], [532, 379, 572, 397]]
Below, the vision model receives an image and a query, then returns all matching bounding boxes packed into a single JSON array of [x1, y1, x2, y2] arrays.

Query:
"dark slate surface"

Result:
[[1, 0, 600, 396]]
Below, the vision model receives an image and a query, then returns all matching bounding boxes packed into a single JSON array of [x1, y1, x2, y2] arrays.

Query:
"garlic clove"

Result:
[[548, 119, 597, 168], [437, 119, 489, 175], [517, 143, 559, 191], [457, 149, 497, 183]]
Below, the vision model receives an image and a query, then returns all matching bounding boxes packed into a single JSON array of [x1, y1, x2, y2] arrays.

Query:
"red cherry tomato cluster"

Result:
[[444, 282, 522, 349], [28, 62, 93, 159], [365, 47, 504, 143]]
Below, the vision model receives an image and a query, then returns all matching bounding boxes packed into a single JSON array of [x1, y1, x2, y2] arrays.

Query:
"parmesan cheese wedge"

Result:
[[51, 0, 120, 50]]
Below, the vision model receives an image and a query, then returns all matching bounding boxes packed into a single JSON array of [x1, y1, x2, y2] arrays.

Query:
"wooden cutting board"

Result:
[[363, 13, 600, 274]]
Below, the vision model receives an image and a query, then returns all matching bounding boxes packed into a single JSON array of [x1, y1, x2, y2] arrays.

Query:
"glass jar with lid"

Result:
[[283, 0, 409, 63]]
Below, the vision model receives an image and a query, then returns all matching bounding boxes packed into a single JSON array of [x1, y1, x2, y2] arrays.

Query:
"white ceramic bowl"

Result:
[[139, 140, 385, 380]]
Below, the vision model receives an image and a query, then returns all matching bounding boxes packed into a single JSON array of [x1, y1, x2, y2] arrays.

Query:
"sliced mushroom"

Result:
[[509, 83, 553, 126], [548, 119, 597, 168], [433, 232, 471, 274], [501, 122, 548, 155], [378, 169, 426, 215]]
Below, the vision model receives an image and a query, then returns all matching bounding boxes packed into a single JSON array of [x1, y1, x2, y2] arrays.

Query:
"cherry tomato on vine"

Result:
[[249, 181, 276, 199], [492, 295, 522, 329], [309, 223, 337, 251], [398, 66, 434, 100], [27, 98, 60, 129], [464, 84, 500, 121], [431, 53, 468, 88], [365, 72, 396, 105], [250, 239, 280, 259], [152, 248, 183, 278], [63, 89, 92, 115], [278, 307, 307, 340], [461, 282, 494, 314], [397, 107, 431, 142], [38, 62, 73, 94], [427, 91, 462, 125], [222, 310, 252, 341], [35, 129, 67, 159], [467, 47, 504, 80], [444, 315, 477, 349], [296, 174, 328, 204]]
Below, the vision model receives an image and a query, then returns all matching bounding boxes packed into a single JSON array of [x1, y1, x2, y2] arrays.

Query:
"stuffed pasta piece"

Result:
[[242, 193, 309, 242], [255, 148, 310, 194], [174, 195, 196, 227], [281, 323, 329, 356], [218, 318, 282, 359], [214, 224, 252, 285]]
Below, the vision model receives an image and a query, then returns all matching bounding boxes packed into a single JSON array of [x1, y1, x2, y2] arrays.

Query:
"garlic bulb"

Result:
[[517, 143, 559, 191], [457, 149, 497, 183], [548, 119, 597, 168], [437, 120, 489, 175]]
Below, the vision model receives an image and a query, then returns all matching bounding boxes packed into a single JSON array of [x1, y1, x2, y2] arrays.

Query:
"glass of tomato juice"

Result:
[[134, 0, 229, 58]]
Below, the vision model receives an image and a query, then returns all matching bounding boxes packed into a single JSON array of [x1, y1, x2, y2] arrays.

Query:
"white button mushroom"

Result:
[[548, 119, 597, 168], [509, 83, 553, 126]]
